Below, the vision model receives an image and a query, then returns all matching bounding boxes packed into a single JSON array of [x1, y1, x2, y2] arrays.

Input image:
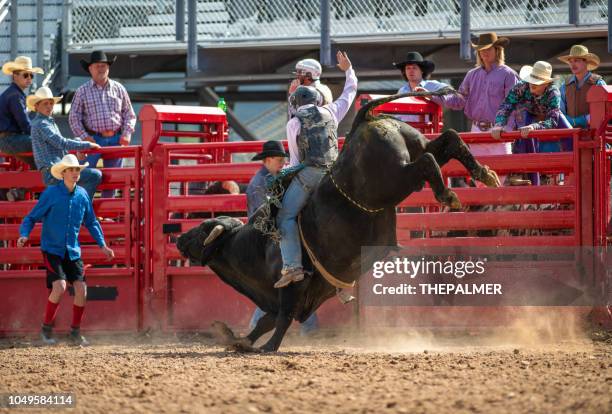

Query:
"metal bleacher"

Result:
[[65, 0, 608, 50]]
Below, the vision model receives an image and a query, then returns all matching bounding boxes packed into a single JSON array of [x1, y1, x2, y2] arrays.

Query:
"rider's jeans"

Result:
[[277, 166, 325, 270]]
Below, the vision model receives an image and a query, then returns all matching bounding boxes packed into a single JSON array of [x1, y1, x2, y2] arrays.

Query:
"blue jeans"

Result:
[[85, 132, 122, 198], [249, 307, 319, 335], [0, 133, 36, 169], [277, 166, 325, 270], [42, 167, 102, 201]]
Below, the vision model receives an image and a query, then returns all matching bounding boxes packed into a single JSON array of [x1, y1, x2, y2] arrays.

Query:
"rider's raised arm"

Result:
[[326, 51, 358, 123]]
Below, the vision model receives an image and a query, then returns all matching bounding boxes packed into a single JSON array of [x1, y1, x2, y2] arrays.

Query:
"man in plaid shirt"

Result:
[[68, 51, 136, 198]]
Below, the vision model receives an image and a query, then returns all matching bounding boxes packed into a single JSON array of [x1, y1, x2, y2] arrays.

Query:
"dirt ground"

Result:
[[1, 325, 611, 414]]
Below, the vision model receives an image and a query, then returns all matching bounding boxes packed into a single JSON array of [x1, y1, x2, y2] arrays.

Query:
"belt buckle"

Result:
[[477, 121, 490, 132]]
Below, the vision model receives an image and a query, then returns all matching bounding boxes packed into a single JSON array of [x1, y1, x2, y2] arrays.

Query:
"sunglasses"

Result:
[[15, 72, 34, 79]]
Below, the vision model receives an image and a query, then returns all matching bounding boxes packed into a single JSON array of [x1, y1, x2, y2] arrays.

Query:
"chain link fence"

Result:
[[69, 0, 608, 47]]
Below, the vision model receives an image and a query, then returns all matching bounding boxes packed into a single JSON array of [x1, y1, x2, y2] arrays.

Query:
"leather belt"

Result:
[[472, 120, 493, 131], [85, 128, 120, 138]]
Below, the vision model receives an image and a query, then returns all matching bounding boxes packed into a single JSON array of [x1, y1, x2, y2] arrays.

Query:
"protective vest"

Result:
[[565, 73, 602, 118], [296, 105, 338, 168]]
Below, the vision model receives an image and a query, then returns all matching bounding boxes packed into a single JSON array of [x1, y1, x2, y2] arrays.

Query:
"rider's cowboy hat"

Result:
[[26, 87, 63, 111], [471, 32, 510, 50], [51, 154, 89, 180], [2, 56, 44, 75], [80, 50, 117, 73], [251, 140, 289, 161], [558, 45, 600, 71], [519, 61, 554, 86], [393, 51, 435, 78]]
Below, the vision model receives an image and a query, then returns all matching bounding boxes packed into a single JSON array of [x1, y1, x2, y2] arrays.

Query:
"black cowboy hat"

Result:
[[393, 51, 435, 78], [251, 140, 289, 161], [80, 50, 117, 73]]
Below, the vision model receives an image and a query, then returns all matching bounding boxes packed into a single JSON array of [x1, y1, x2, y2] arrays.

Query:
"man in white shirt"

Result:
[[275, 51, 357, 288]]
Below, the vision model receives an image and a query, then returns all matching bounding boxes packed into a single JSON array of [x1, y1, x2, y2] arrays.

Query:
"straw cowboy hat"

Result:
[[51, 154, 88, 180], [2, 56, 44, 75], [26, 87, 63, 111], [519, 61, 554, 86], [80, 50, 116, 73], [471, 32, 510, 50], [251, 140, 289, 161], [558, 45, 600, 71], [393, 51, 435, 78]]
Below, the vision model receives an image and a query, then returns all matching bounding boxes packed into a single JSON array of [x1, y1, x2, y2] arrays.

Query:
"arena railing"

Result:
[[0, 146, 143, 334]]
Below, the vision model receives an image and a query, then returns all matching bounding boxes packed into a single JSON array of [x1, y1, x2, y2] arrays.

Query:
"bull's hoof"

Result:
[[203, 225, 224, 246], [259, 344, 278, 353], [211, 321, 257, 353], [439, 189, 462, 210], [477, 165, 501, 188]]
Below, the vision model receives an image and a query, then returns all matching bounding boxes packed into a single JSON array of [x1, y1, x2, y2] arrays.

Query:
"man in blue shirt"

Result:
[[0, 56, 42, 170], [18, 154, 114, 345], [558, 45, 606, 129], [392, 51, 448, 125], [28, 87, 102, 200]]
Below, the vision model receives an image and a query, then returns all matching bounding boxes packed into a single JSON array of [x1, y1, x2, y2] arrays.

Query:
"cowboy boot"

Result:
[[274, 267, 304, 289]]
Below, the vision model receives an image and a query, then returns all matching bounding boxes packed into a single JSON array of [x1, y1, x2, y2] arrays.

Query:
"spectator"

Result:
[[69, 51, 136, 198], [558, 45, 606, 134], [18, 153, 114, 345], [393, 51, 448, 124], [29, 87, 102, 200], [0, 56, 41, 201], [434, 32, 518, 159], [491, 61, 571, 184]]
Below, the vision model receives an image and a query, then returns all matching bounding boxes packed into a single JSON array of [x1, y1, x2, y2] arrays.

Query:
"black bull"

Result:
[[177, 89, 500, 352]]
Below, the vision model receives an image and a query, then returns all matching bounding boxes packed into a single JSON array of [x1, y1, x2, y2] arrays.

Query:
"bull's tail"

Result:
[[347, 86, 455, 139]]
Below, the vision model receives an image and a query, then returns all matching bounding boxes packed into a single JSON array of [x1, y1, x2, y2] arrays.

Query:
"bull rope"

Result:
[[328, 172, 385, 214], [298, 215, 356, 290]]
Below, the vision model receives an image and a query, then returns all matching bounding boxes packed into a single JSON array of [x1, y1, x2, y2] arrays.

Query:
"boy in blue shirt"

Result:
[[17, 154, 114, 345]]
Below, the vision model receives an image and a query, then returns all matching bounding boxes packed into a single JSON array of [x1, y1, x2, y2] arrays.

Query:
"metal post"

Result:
[[609, 0, 612, 54], [187, 0, 197, 74], [62, 0, 72, 90], [460, 0, 471, 61], [320, 0, 331, 67], [176, 0, 185, 42], [10, 0, 18, 58], [37, 0, 44, 68], [569, 0, 579, 25]]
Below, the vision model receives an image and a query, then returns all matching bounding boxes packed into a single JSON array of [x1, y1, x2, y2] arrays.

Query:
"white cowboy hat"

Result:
[[2, 56, 44, 75], [519, 61, 554, 86], [50, 154, 88, 180], [558, 45, 600, 71], [26, 87, 63, 111]]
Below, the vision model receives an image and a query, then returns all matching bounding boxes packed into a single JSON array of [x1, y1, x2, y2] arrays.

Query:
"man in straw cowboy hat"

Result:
[[558, 45, 606, 129], [18, 153, 115, 345], [69, 51, 136, 198], [434, 32, 519, 163], [28, 86, 102, 200], [0, 56, 42, 172], [492, 61, 573, 184]]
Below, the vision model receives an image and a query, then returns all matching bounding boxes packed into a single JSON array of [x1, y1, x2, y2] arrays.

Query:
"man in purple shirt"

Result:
[[435, 32, 519, 159], [69, 51, 136, 198]]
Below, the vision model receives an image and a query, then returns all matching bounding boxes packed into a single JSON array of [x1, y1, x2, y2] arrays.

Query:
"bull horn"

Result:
[[203, 225, 224, 246]]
